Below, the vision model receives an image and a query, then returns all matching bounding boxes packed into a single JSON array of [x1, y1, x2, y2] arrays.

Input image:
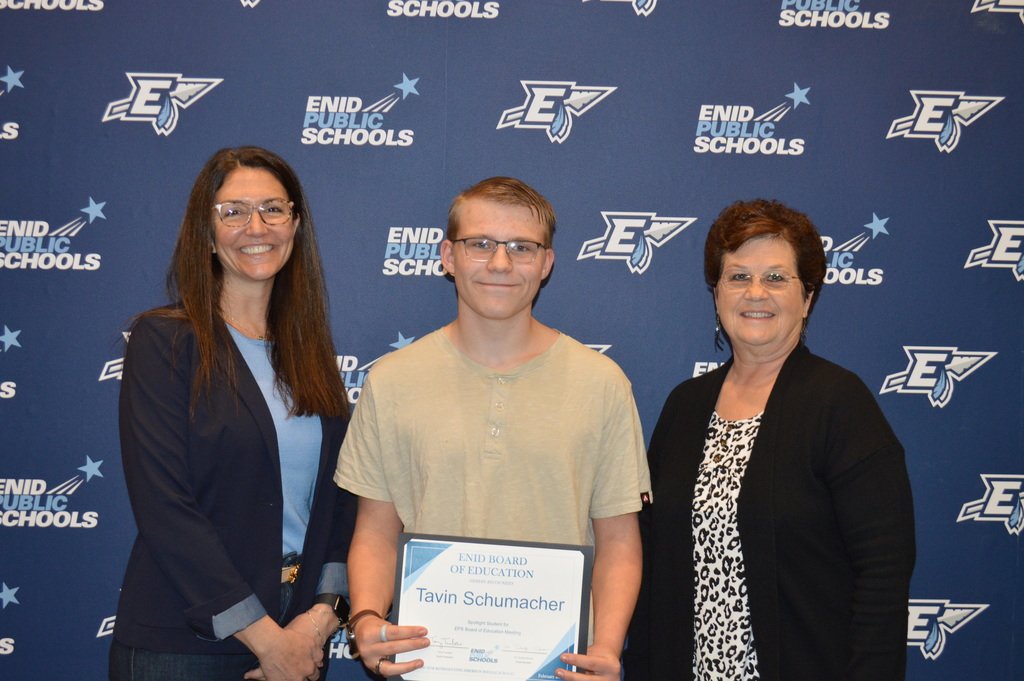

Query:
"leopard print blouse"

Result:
[[691, 411, 762, 680]]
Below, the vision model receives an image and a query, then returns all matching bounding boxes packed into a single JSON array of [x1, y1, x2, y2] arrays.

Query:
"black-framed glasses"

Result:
[[719, 271, 801, 292], [452, 237, 546, 263], [213, 199, 294, 227]]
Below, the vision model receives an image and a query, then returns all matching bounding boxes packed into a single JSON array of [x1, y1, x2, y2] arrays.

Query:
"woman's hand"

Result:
[[238, 616, 324, 681]]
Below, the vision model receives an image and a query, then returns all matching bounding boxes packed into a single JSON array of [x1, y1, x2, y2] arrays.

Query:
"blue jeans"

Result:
[[109, 580, 305, 680], [108, 638, 258, 681]]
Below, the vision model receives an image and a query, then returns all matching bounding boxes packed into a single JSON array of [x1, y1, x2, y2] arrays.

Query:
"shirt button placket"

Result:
[[485, 375, 510, 456]]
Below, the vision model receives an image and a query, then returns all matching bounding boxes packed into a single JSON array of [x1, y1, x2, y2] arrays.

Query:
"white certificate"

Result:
[[391, 533, 593, 681]]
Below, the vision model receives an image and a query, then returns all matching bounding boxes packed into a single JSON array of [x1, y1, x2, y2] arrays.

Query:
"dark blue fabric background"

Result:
[[0, 1, 1020, 679]]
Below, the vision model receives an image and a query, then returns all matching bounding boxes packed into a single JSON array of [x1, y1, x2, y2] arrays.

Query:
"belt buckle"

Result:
[[282, 564, 300, 584]]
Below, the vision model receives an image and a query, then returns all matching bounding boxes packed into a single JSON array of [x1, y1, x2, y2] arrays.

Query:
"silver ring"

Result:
[[374, 657, 387, 675], [379, 623, 389, 643]]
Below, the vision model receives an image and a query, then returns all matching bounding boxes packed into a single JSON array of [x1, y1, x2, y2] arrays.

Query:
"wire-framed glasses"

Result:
[[213, 199, 294, 227], [453, 237, 546, 263], [719, 271, 801, 292]]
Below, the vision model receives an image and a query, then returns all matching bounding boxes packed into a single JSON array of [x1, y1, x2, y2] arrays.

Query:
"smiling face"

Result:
[[440, 197, 555, 326], [714, 236, 812, 363], [212, 167, 298, 296]]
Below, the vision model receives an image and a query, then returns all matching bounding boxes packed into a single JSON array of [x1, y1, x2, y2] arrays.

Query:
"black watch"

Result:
[[312, 593, 351, 631]]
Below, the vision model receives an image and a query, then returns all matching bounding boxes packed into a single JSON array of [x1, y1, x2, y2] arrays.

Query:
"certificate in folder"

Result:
[[391, 533, 593, 681]]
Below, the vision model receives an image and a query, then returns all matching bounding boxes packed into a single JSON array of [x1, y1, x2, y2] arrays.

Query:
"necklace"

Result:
[[225, 314, 267, 341]]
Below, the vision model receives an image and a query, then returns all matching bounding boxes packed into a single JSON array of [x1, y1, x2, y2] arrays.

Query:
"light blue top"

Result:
[[228, 325, 322, 557], [211, 327, 345, 640]]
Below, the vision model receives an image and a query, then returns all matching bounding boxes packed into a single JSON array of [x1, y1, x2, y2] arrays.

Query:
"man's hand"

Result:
[[353, 613, 430, 678], [557, 643, 621, 680]]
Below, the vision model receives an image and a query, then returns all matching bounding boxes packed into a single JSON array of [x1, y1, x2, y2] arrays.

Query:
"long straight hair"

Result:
[[145, 146, 348, 419]]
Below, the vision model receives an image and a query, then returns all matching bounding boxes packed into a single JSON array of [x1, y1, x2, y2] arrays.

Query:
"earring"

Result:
[[211, 244, 217, 254], [714, 314, 724, 351], [800, 317, 808, 344]]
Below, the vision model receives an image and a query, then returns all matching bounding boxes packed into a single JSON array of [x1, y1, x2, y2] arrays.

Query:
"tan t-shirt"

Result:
[[334, 330, 651, 548]]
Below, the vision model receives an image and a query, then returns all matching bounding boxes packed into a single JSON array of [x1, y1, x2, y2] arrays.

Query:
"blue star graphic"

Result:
[[785, 83, 810, 109], [864, 213, 890, 238], [390, 333, 415, 350], [78, 456, 104, 482], [394, 73, 420, 100], [0, 66, 24, 93], [0, 325, 21, 351], [0, 583, 19, 609], [81, 197, 107, 224]]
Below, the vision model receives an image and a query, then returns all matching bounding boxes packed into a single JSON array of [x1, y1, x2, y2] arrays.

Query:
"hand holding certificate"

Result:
[[390, 534, 594, 681]]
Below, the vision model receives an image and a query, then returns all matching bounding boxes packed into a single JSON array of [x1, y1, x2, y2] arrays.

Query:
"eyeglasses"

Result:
[[213, 199, 294, 227], [453, 237, 546, 264], [719, 271, 801, 292]]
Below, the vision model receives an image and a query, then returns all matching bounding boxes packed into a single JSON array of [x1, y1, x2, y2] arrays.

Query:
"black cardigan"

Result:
[[625, 346, 915, 681]]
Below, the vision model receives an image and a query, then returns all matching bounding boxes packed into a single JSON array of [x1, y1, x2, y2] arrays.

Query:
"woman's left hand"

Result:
[[242, 615, 325, 681]]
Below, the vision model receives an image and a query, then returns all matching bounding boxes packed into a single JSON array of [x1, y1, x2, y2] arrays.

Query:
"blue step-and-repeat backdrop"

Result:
[[1, 1, 1021, 679]]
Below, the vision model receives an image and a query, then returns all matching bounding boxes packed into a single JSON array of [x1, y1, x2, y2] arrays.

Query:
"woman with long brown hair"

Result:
[[110, 147, 352, 681]]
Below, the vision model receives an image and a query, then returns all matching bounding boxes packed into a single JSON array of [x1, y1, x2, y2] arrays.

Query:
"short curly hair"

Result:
[[704, 198, 826, 312]]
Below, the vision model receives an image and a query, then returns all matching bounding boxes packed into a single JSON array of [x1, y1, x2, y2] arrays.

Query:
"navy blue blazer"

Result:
[[113, 314, 353, 653]]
